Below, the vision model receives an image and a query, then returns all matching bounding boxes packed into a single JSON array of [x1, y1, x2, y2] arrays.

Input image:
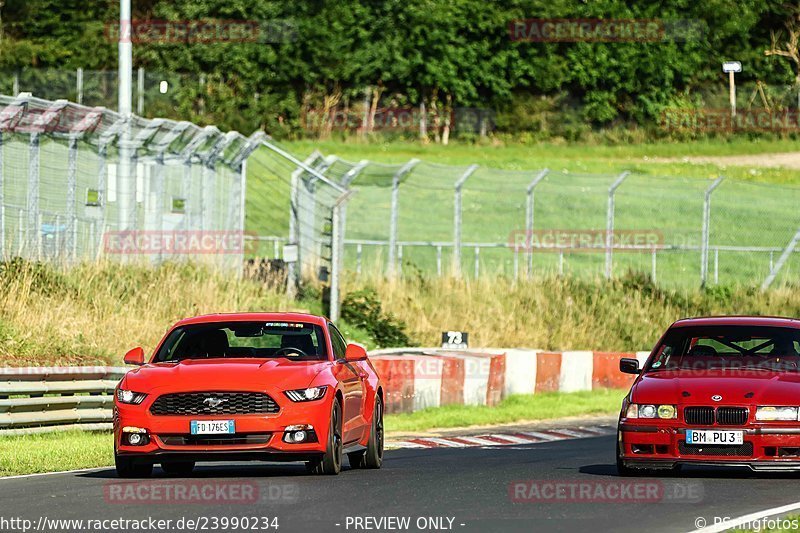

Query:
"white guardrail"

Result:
[[0, 367, 126, 435]]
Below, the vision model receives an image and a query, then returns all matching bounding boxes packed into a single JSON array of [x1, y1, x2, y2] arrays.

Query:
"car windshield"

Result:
[[646, 325, 800, 372], [154, 321, 328, 362]]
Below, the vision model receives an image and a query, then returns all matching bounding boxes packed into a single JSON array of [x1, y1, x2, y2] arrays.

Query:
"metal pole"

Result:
[[436, 245, 442, 276], [330, 190, 355, 322], [651, 249, 657, 283], [76, 68, 83, 105], [714, 248, 719, 285], [97, 143, 108, 256], [388, 159, 419, 276], [119, 0, 132, 115], [137, 67, 144, 115], [238, 158, 247, 277], [762, 228, 800, 290], [701, 176, 724, 287], [28, 132, 40, 258], [356, 243, 362, 276], [474, 246, 480, 278], [525, 168, 549, 278], [605, 171, 630, 279], [453, 164, 479, 276], [66, 135, 78, 261], [118, 0, 133, 233], [0, 131, 4, 260]]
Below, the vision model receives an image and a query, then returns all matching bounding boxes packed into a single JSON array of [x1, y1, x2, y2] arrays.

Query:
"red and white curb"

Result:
[[387, 424, 615, 449]]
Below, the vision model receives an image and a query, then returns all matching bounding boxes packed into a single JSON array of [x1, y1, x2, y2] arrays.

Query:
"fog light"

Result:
[[292, 431, 307, 442], [128, 433, 142, 445]]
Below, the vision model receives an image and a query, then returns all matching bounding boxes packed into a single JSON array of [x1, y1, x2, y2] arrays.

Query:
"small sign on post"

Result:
[[722, 61, 741, 118], [282, 243, 298, 263], [442, 331, 468, 350]]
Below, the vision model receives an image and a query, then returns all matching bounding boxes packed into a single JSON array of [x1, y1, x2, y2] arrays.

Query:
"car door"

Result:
[[329, 323, 365, 443]]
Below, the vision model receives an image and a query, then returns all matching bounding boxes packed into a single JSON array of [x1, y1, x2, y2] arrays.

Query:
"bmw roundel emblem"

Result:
[[711, 395, 722, 402]]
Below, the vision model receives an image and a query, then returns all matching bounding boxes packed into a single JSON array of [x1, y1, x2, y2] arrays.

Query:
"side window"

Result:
[[328, 323, 347, 359]]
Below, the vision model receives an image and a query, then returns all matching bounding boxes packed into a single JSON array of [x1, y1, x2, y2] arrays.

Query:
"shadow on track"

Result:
[[580, 463, 800, 479]]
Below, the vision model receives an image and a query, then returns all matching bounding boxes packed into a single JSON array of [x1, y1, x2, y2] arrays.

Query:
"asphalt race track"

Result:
[[3, 435, 800, 533]]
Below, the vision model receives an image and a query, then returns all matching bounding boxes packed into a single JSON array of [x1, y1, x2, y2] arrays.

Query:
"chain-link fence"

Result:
[[0, 93, 263, 272], [247, 151, 800, 289]]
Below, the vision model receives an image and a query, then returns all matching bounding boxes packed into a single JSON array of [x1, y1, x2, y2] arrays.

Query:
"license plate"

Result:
[[685, 429, 743, 445], [190, 420, 235, 435]]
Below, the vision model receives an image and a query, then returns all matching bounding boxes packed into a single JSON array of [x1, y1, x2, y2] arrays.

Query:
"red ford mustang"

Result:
[[114, 312, 383, 477], [618, 316, 800, 474]]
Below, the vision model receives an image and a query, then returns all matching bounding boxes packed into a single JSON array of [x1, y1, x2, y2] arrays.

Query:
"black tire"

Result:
[[161, 461, 195, 476], [348, 396, 384, 469], [115, 454, 153, 478], [307, 399, 343, 475]]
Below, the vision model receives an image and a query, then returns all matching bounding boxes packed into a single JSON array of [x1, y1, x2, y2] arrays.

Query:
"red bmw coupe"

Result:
[[618, 316, 800, 474], [114, 313, 383, 477]]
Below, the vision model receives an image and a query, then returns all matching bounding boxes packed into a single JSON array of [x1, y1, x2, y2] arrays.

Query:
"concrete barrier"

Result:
[[370, 348, 646, 413]]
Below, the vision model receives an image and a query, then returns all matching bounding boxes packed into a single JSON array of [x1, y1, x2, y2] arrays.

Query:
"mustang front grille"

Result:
[[150, 392, 279, 416], [679, 441, 753, 457]]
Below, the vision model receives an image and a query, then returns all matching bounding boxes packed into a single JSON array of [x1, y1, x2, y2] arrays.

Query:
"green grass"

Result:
[[246, 138, 800, 288], [0, 430, 113, 476], [384, 389, 625, 433]]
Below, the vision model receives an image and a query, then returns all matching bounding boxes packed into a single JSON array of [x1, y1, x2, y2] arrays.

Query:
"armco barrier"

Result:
[[0, 350, 643, 431], [0, 366, 125, 434]]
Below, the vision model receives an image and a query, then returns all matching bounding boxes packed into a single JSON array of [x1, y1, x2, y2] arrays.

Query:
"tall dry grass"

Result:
[[346, 272, 800, 351], [0, 260, 304, 366]]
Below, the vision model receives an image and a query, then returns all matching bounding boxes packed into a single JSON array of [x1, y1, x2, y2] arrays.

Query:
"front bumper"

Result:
[[114, 394, 332, 460], [619, 421, 800, 471]]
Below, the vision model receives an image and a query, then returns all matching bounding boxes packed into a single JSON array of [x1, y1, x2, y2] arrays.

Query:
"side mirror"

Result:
[[124, 347, 145, 366], [619, 357, 640, 375], [344, 343, 367, 362]]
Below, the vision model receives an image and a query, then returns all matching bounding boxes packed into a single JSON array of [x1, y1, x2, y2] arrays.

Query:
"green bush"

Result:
[[340, 288, 412, 348]]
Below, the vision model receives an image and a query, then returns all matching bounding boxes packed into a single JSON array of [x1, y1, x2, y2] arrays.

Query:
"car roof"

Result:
[[173, 312, 329, 328], [672, 316, 800, 329]]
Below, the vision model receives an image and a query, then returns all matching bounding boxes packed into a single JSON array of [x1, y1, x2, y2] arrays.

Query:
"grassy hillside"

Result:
[[4, 260, 800, 365]]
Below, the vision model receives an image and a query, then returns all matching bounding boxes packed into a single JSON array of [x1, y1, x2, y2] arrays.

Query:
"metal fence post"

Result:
[[387, 159, 419, 276], [289, 152, 322, 293], [0, 131, 3, 260], [605, 171, 630, 279], [335, 159, 368, 274], [701, 176, 724, 287], [76, 68, 83, 105], [66, 135, 79, 261], [525, 168, 549, 278], [453, 164, 479, 276], [330, 190, 355, 322], [27, 132, 40, 258], [761, 228, 800, 290]]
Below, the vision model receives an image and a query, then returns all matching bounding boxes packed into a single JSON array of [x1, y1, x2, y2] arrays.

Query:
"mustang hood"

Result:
[[122, 358, 331, 393], [632, 369, 800, 405]]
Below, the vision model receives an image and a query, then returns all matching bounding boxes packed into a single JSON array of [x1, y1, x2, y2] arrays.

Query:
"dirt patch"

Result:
[[652, 152, 800, 169]]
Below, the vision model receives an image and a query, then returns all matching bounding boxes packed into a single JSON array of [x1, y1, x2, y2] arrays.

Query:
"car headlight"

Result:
[[625, 404, 676, 419], [284, 386, 327, 402], [116, 389, 147, 405], [756, 406, 799, 421]]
